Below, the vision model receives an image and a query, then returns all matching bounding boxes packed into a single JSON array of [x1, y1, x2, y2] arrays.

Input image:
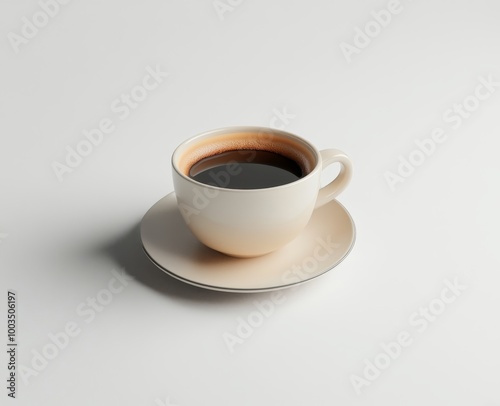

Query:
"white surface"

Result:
[[1, 0, 500, 405]]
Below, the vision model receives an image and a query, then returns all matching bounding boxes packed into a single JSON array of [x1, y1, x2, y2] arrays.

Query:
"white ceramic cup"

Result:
[[172, 126, 352, 258]]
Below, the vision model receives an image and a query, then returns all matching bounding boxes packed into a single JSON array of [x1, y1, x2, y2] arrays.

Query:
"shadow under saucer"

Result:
[[101, 221, 247, 303]]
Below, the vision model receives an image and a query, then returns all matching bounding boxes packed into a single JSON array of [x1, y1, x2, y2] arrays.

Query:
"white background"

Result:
[[1, 0, 500, 405]]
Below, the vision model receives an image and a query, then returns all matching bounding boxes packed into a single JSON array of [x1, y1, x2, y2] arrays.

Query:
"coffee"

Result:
[[172, 127, 352, 257], [189, 149, 303, 189]]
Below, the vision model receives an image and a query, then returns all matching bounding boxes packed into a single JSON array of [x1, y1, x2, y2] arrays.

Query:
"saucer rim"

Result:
[[140, 194, 356, 293]]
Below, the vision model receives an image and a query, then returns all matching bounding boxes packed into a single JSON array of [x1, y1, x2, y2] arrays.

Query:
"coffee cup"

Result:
[[172, 126, 352, 257]]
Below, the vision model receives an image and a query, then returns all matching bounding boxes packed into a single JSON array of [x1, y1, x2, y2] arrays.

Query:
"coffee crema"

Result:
[[176, 131, 316, 178], [189, 149, 303, 189]]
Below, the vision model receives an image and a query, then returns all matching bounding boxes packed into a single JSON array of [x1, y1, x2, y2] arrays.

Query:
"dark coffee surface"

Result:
[[189, 150, 303, 189]]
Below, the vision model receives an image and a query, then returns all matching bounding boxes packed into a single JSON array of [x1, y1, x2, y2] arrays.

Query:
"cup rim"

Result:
[[172, 126, 321, 192]]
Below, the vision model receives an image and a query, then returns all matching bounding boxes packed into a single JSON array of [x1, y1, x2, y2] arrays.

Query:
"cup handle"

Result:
[[315, 149, 353, 209]]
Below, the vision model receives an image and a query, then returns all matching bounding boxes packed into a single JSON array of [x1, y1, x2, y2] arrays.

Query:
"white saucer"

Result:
[[140, 192, 356, 293]]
